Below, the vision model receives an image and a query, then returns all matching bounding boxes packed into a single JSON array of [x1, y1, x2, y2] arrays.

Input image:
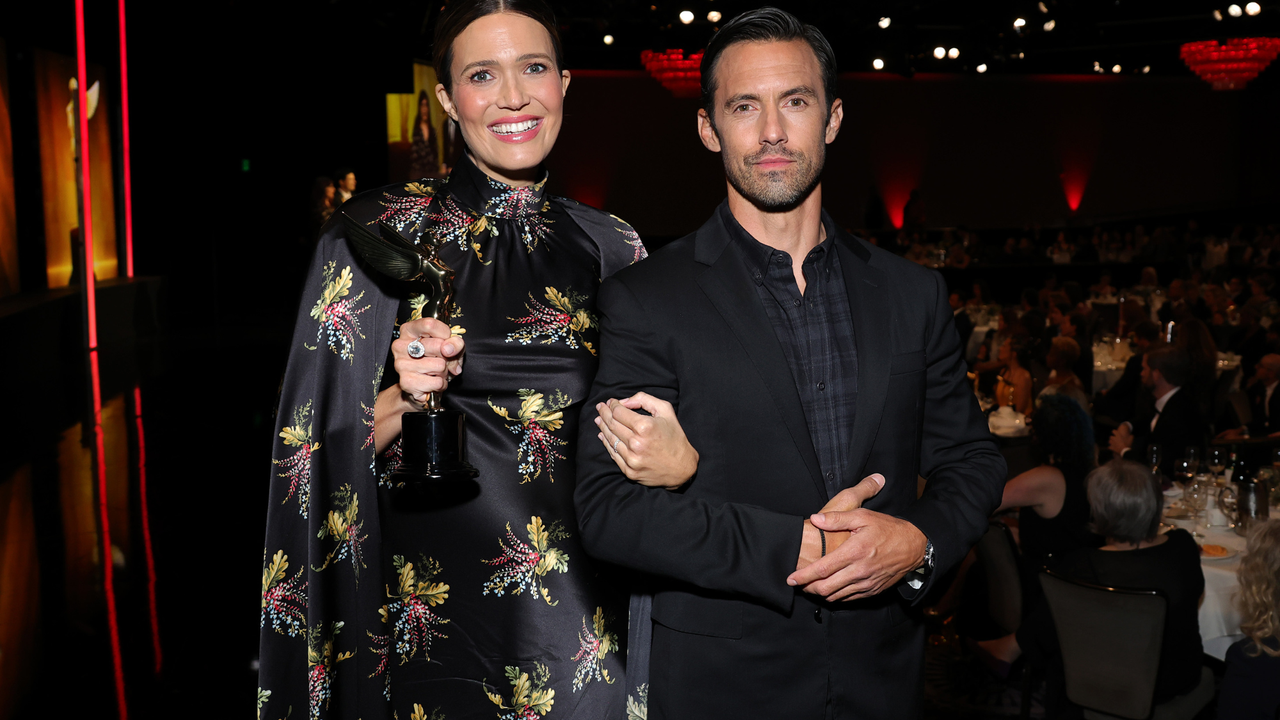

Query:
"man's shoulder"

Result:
[[852, 234, 942, 285], [607, 231, 701, 290]]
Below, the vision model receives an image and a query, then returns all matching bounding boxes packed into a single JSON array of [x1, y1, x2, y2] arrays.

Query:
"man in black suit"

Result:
[[1216, 353, 1280, 439], [574, 9, 1006, 719], [1109, 346, 1207, 463]]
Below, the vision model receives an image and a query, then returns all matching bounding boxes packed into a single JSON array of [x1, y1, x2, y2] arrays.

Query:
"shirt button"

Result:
[[753, 271, 762, 285], [793, 298, 802, 307], [817, 381, 826, 391], [814, 609, 823, 623], [826, 471, 835, 480]]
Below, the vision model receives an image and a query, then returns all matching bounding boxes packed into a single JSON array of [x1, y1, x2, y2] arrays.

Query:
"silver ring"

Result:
[[407, 339, 426, 358], [613, 439, 622, 454]]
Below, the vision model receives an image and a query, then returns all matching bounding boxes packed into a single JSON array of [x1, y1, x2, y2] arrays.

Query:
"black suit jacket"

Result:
[[1246, 382, 1280, 436], [1130, 387, 1207, 463], [574, 211, 1006, 719]]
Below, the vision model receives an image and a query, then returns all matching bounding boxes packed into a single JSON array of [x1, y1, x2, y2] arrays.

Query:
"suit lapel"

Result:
[[693, 215, 827, 502], [837, 234, 892, 481]]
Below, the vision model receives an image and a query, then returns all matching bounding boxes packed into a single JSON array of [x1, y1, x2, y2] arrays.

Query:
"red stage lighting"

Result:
[[640, 49, 704, 98], [1180, 37, 1280, 90], [118, 0, 134, 278]]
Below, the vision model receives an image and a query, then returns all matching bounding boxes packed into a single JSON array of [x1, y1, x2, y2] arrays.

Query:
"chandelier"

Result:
[[640, 49, 704, 98], [1180, 37, 1280, 90]]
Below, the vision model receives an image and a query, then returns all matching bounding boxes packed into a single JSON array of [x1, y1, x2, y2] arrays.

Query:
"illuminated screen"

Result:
[[386, 64, 458, 183], [33, 49, 117, 288]]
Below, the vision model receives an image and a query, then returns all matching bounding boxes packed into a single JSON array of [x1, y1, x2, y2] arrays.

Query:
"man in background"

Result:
[[334, 168, 357, 206]]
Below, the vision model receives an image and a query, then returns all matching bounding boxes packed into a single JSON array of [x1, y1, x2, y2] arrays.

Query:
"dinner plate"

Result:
[[1199, 544, 1238, 561]]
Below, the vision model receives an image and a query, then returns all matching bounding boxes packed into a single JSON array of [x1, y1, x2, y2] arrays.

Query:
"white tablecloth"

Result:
[[1164, 504, 1247, 661]]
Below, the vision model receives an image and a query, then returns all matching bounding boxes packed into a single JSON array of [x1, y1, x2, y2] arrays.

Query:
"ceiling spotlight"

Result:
[[1142, 65, 1150, 74], [707, 10, 722, 22], [1214, 9, 1224, 19], [1038, 1, 1049, 12], [603, 34, 614, 45], [679, 10, 695, 24], [934, 46, 946, 59], [1246, 2, 1261, 15], [948, 47, 960, 59], [1044, 19, 1056, 31], [1228, 4, 1243, 16], [878, 16, 891, 28], [977, 63, 988, 73], [1013, 17, 1027, 28], [873, 58, 885, 70], [1112, 64, 1122, 73]]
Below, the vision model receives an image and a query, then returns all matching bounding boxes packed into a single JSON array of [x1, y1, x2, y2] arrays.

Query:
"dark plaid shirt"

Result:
[[719, 202, 858, 499]]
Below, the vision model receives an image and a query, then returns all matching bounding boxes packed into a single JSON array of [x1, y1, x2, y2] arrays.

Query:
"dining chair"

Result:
[[975, 521, 1022, 636], [1039, 570, 1214, 720]]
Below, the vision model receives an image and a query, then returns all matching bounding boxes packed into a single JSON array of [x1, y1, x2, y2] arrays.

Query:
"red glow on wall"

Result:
[[1181, 37, 1280, 90], [640, 49, 704, 98], [118, 0, 134, 277], [133, 386, 162, 674], [1060, 169, 1089, 212], [78, 1, 127, 716]]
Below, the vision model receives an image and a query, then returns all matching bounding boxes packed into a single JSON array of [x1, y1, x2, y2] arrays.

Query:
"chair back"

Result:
[[975, 521, 1022, 635], [1039, 569, 1167, 720]]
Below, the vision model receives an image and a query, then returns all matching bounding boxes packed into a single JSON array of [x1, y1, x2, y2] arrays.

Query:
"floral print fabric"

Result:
[[259, 153, 644, 720]]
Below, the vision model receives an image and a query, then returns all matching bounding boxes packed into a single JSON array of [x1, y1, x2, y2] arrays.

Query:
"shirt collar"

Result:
[[717, 200, 837, 277], [1154, 386, 1181, 412], [446, 150, 549, 219]]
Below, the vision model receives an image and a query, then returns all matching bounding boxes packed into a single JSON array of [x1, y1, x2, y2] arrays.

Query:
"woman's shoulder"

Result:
[[551, 197, 647, 277]]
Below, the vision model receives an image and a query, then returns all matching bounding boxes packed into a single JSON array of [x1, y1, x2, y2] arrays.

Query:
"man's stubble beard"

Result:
[[721, 136, 825, 213]]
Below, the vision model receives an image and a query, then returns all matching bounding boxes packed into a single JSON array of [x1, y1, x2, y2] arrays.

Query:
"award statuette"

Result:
[[341, 212, 480, 486]]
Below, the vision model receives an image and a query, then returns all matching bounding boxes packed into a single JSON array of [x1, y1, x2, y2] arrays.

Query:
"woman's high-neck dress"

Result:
[[259, 153, 647, 720]]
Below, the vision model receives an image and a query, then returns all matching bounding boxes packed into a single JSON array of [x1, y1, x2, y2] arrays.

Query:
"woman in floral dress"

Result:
[[257, 2, 679, 718]]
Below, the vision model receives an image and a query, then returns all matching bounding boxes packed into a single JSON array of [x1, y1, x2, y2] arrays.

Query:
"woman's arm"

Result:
[[996, 465, 1066, 518], [1013, 370, 1033, 415]]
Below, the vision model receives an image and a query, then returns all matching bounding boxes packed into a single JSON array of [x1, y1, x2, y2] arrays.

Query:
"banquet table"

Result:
[[1164, 496, 1251, 661]]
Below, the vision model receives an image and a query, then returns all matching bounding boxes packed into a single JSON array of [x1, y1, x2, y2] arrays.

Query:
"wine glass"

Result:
[[1184, 480, 1208, 541], [1184, 446, 1201, 475], [1208, 447, 1227, 485], [1147, 444, 1163, 475], [1173, 458, 1196, 492]]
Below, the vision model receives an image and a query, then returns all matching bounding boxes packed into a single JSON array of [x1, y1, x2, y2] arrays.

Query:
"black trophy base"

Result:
[[389, 408, 480, 487]]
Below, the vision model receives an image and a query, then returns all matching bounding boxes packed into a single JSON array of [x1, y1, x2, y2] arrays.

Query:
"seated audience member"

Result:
[[1217, 354, 1280, 440], [947, 243, 972, 268], [998, 394, 1097, 570], [996, 335, 1034, 416], [1218, 520, 1280, 720], [1090, 274, 1116, 299], [308, 176, 336, 239], [1094, 321, 1161, 422], [1173, 318, 1219, 415], [1108, 347, 1206, 464], [1057, 311, 1094, 394], [1130, 266, 1161, 302], [978, 460, 1205, 711], [1039, 337, 1091, 414], [950, 290, 975, 347]]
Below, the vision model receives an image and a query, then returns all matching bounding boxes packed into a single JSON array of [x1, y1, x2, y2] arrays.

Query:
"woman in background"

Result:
[[409, 89, 443, 179], [995, 335, 1033, 416], [1218, 520, 1280, 719]]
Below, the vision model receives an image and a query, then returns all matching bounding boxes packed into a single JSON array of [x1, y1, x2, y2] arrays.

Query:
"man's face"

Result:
[[949, 293, 962, 310], [341, 173, 357, 192], [1141, 355, 1155, 388], [1168, 280, 1184, 300], [697, 39, 842, 211]]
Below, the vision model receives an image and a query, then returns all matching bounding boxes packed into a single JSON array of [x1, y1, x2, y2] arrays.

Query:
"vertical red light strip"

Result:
[[77, 2, 128, 717], [133, 386, 163, 674], [118, 0, 134, 278]]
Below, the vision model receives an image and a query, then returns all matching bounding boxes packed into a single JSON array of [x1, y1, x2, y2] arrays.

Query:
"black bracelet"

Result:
[[819, 528, 827, 557]]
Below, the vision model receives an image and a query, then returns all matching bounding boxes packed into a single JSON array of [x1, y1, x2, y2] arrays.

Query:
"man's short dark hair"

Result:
[[1145, 346, 1192, 387], [699, 7, 837, 122]]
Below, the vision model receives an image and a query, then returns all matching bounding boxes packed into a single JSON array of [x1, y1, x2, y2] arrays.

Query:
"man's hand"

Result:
[[594, 393, 699, 489], [788, 507, 927, 602], [1217, 427, 1247, 440], [1109, 423, 1134, 456], [794, 474, 885, 572]]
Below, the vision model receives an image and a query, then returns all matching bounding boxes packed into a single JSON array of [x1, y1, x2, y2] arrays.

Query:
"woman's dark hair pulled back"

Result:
[[432, 0, 565, 94]]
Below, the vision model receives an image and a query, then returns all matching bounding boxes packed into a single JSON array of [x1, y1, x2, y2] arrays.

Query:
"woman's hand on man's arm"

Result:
[[594, 392, 699, 489]]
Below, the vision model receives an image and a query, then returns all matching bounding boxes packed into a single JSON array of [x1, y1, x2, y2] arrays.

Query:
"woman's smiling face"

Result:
[[435, 12, 570, 186]]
